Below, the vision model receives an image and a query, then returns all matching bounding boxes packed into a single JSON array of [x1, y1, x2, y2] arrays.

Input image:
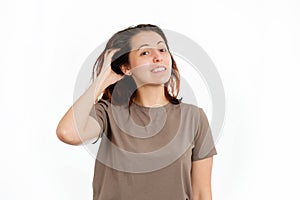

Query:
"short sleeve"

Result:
[[192, 108, 217, 161], [89, 99, 109, 144]]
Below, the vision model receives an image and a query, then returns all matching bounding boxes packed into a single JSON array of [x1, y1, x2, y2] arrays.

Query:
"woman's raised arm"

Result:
[[56, 49, 123, 145]]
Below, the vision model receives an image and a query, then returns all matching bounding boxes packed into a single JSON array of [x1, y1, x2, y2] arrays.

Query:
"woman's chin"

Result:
[[133, 75, 171, 87]]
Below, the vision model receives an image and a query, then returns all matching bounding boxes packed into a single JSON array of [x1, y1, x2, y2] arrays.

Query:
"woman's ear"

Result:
[[120, 64, 132, 76]]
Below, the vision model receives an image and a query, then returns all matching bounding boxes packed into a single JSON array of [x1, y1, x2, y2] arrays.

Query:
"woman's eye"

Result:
[[140, 51, 149, 56], [160, 48, 168, 52]]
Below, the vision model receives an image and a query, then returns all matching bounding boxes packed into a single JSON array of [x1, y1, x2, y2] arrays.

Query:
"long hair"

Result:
[[91, 24, 182, 106]]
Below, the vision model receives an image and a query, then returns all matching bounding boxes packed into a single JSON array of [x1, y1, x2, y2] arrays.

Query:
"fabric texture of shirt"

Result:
[[89, 99, 217, 200]]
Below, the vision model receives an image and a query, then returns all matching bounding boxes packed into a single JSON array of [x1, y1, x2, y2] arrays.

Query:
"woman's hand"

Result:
[[94, 49, 125, 98]]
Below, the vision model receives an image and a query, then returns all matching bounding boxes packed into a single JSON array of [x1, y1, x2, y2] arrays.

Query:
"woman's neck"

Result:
[[133, 84, 169, 107]]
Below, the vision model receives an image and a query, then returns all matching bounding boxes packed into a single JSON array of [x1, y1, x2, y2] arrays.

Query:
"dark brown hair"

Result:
[[91, 24, 182, 106]]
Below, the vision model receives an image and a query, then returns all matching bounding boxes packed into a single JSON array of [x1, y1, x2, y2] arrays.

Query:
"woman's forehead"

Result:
[[130, 31, 165, 50]]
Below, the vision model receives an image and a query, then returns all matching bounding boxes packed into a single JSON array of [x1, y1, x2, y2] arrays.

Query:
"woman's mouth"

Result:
[[151, 66, 167, 73]]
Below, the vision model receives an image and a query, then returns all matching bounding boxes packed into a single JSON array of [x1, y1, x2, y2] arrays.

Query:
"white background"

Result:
[[1, 0, 299, 199]]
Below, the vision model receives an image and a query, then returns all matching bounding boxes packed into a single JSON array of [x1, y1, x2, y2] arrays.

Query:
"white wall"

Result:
[[0, 0, 299, 199]]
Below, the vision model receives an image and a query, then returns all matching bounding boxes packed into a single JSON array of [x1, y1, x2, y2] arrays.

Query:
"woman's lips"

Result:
[[151, 65, 167, 73]]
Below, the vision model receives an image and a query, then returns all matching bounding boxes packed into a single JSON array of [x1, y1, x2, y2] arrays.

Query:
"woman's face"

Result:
[[127, 31, 172, 86]]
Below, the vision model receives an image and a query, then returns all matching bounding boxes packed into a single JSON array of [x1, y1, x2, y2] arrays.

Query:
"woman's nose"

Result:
[[153, 49, 163, 62]]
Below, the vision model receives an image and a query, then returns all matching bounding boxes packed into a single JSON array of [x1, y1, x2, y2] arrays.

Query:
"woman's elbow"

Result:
[[56, 125, 82, 146]]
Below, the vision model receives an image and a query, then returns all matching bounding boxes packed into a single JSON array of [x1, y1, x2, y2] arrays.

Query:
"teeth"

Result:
[[152, 67, 166, 73]]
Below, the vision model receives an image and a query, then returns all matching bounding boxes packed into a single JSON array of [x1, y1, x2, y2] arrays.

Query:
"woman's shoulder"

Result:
[[178, 101, 204, 112]]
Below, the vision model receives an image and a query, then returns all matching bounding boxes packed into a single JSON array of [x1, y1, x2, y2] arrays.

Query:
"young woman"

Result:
[[56, 24, 217, 200]]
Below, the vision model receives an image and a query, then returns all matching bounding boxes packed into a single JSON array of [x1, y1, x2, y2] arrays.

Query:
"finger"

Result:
[[102, 48, 121, 70], [104, 49, 110, 58], [106, 48, 121, 58]]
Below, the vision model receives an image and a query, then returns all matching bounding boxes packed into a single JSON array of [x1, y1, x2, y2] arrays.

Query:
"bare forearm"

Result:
[[71, 76, 106, 132], [56, 75, 106, 144]]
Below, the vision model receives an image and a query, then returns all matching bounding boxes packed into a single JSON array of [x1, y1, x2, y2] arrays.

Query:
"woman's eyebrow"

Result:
[[137, 41, 165, 50], [137, 44, 149, 50]]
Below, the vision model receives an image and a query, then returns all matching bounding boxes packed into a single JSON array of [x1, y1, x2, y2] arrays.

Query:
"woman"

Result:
[[56, 24, 217, 200]]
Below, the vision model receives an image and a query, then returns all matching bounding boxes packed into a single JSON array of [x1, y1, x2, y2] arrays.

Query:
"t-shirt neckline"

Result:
[[131, 101, 171, 109]]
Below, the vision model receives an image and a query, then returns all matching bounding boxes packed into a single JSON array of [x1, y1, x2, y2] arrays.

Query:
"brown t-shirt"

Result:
[[89, 99, 217, 200]]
